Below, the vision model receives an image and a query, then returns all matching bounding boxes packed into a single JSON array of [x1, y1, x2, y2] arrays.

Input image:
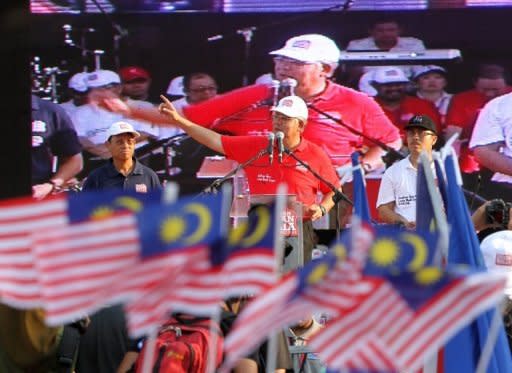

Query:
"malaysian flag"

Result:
[[310, 267, 507, 372], [126, 202, 278, 337], [351, 152, 371, 223], [443, 152, 512, 373], [0, 195, 68, 308], [33, 193, 223, 326], [0, 190, 161, 309], [220, 239, 375, 373]]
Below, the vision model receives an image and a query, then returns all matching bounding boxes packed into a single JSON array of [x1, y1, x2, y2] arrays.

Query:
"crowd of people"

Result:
[[15, 15, 512, 372]]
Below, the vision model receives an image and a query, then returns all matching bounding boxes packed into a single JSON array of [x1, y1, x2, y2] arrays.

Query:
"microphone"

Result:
[[267, 132, 275, 164], [271, 79, 280, 107], [280, 78, 298, 97], [276, 131, 285, 163], [63, 24, 74, 46]]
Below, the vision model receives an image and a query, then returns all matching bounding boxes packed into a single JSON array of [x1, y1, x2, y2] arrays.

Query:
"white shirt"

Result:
[[416, 91, 453, 124], [346, 36, 426, 78], [416, 91, 452, 115], [71, 102, 158, 158], [347, 37, 426, 52], [376, 157, 418, 223], [469, 92, 512, 184], [60, 100, 81, 118]]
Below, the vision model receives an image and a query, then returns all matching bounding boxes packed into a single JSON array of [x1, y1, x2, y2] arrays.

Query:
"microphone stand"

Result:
[[199, 148, 269, 195], [206, 0, 354, 86], [284, 149, 352, 206], [307, 103, 407, 163], [284, 148, 352, 236], [309, 105, 489, 207]]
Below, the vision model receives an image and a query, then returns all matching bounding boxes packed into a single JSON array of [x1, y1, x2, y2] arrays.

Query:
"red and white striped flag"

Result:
[[33, 213, 140, 324], [0, 195, 68, 308], [220, 258, 375, 373], [309, 269, 506, 372], [126, 203, 279, 337]]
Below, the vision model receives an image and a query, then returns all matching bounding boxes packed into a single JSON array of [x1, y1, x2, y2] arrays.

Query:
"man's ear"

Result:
[[321, 63, 337, 78]]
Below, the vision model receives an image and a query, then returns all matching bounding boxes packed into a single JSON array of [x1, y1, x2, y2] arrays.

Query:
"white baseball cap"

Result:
[[106, 121, 140, 141], [86, 70, 121, 89], [269, 34, 341, 64], [412, 65, 447, 80], [68, 72, 88, 93], [166, 75, 185, 96], [271, 96, 308, 123], [372, 67, 410, 84], [480, 230, 512, 298]]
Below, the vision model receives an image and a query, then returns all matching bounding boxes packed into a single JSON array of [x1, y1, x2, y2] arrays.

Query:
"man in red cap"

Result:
[[119, 66, 152, 102]]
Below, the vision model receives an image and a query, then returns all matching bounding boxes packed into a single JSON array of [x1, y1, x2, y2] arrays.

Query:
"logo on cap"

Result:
[[281, 99, 293, 107], [119, 123, 131, 130], [410, 115, 424, 124], [386, 70, 400, 77], [88, 73, 98, 81], [292, 40, 311, 49]]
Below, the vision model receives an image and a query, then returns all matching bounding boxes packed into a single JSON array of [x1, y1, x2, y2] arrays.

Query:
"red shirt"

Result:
[[221, 135, 340, 206], [445, 88, 512, 138], [377, 95, 442, 139], [186, 82, 401, 167], [444, 88, 512, 173]]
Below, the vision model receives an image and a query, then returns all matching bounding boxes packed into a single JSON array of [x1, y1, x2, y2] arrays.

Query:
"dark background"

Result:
[[2, 4, 512, 198]]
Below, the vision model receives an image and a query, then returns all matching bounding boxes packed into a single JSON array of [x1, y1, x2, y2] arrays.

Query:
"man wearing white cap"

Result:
[[412, 65, 452, 126], [82, 121, 161, 191], [60, 71, 89, 117], [70, 70, 159, 162], [105, 34, 401, 172], [159, 95, 340, 261], [371, 66, 441, 142]]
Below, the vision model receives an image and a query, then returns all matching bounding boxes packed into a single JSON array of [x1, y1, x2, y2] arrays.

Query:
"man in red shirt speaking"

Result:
[[159, 94, 342, 262]]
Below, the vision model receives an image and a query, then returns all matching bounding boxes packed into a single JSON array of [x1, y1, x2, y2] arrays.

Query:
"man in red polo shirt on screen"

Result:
[[106, 34, 401, 172], [158, 94, 341, 261]]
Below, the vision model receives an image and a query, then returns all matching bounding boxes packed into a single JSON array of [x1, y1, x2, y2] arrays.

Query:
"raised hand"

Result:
[[159, 94, 183, 123]]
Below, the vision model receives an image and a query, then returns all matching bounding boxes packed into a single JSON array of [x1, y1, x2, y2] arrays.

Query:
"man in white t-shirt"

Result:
[[60, 71, 89, 117], [347, 17, 426, 93], [469, 92, 512, 201], [71, 70, 158, 160], [376, 115, 438, 228]]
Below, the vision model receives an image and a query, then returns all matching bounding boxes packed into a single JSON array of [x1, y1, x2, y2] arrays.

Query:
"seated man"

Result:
[[376, 115, 438, 228]]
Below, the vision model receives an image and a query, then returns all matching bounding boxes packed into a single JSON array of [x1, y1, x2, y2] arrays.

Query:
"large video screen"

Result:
[[30, 0, 512, 13]]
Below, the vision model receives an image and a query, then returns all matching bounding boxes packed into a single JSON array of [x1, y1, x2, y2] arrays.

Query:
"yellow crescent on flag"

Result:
[[114, 196, 143, 212], [400, 232, 428, 271], [183, 203, 212, 245], [241, 206, 271, 247]]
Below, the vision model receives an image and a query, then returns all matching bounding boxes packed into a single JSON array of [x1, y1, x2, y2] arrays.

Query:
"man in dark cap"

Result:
[[376, 115, 438, 228]]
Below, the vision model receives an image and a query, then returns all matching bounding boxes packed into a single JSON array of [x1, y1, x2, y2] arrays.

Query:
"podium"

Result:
[[196, 156, 306, 270]]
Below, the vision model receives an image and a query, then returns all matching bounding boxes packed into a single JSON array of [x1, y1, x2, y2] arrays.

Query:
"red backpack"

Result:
[[134, 316, 224, 373]]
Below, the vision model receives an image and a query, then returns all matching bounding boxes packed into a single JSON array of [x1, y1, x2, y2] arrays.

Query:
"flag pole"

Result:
[[140, 327, 158, 373], [419, 152, 449, 266], [266, 183, 287, 373], [206, 183, 233, 373], [476, 297, 508, 373], [141, 182, 180, 372]]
